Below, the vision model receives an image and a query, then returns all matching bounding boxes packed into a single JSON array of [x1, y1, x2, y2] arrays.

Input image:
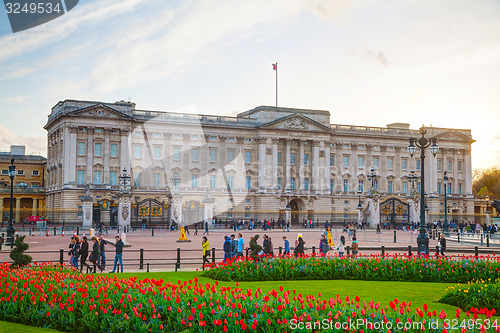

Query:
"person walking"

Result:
[[223, 236, 232, 261], [80, 236, 89, 273], [293, 237, 305, 257], [71, 236, 80, 269], [237, 233, 244, 257], [439, 234, 446, 256], [68, 237, 75, 266], [185, 224, 190, 235], [110, 235, 124, 273], [283, 236, 290, 255], [230, 234, 238, 259], [97, 235, 107, 271], [351, 236, 359, 256], [90, 237, 100, 273], [319, 234, 329, 256], [194, 222, 198, 236], [203, 221, 209, 236], [202, 237, 210, 268], [334, 235, 346, 257]]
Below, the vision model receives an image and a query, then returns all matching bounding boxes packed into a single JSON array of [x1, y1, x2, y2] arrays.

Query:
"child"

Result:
[[351, 236, 359, 256], [283, 236, 290, 255]]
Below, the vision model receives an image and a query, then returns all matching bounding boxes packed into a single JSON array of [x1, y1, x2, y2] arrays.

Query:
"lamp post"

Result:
[[118, 168, 131, 194], [485, 195, 491, 226], [408, 127, 439, 255], [408, 170, 418, 191], [367, 168, 378, 190], [7, 159, 16, 245], [443, 171, 449, 236], [170, 171, 181, 195]]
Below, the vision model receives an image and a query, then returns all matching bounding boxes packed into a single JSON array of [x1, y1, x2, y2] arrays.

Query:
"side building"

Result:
[[0, 145, 46, 224], [44, 99, 475, 226]]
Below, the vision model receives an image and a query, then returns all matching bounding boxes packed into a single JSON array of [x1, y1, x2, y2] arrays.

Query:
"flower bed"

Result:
[[440, 279, 500, 313], [203, 254, 500, 283], [1, 263, 498, 332]]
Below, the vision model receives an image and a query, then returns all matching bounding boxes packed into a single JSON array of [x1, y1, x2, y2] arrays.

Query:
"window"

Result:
[[437, 159, 442, 171], [192, 148, 199, 161], [374, 179, 379, 190], [290, 153, 296, 165], [134, 174, 140, 186], [343, 179, 349, 192], [154, 146, 162, 160], [93, 171, 102, 185], [110, 144, 118, 158], [373, 157, 379, 169], [110, 171, 117, 186], [245, 207, 250, 218], [77, 142, 85, 156], [416, 160, 421, 170], [78, 206, 83, 217], [94, 143, 102, 157], [402, 159, 407, 170], [358, 156, 364, 168], [227, 150, 235, 162], [228, 208, 233, 218], [304, 178, 309, 191], [95, 129, 102, 133], [32, 170, 39, 176], [134, 145, 142, 159], [1, 170, 7, 175], [330, 155, 333, 166], [227, 176, 234, 190], [402, 182, 408, 194], [77, 170, 85, 185], [438, 182, 442, 194], [210, 175, 216, 189], [290, 177, 296, 190], [17, 170, 24, 176], [343, 156, 349, 167], [246, 176, 251, 190], [210, 149, 217, 162], [358, 180, 364, 193], [447, 183, 452, 194], [459, 183, 462, 194], [416, 182, 420, 193], [330, 179, 334, 192], [277, 177, 282, 190], [388, 158, 393, 170], [344, 144, 349, 148], [277, 152, 282, 164], [192, 174, 198, 188], [388, 181, 394, 193], [173, 147, 180, 161], [448, 160, 452, 172], [458, 161, 462, 172], [245, 151, 251, 164], [304, 154, 309, 165]]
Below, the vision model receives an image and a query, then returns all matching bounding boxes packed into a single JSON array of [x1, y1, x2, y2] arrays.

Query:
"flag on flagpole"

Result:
[[272, 63, 277, 71]]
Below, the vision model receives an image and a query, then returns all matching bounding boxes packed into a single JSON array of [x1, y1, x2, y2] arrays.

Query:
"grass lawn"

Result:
[[1, 270, 460, 332]]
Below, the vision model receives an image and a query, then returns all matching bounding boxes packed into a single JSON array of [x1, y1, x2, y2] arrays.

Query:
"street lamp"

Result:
[[485, 195, 491, 214], [170, 171, 181, 195], [367, 168, 378, 189], [7, 159, 16, 245], [443, 171, 449, 236], [408, 127, 439, 255], [118, 168, 131, 194]]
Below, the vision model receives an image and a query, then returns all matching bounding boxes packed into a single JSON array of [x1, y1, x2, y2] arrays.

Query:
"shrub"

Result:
[[9, 235, 32, 268], [440, 279, 500, 312]]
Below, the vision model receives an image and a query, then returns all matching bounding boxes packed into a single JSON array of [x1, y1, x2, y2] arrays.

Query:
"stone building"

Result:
[[0, 145, 46, 224], [44, 99, 475, 227]]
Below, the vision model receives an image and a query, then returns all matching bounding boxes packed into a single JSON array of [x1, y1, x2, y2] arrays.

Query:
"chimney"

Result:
[[10, 145, 25, 155]]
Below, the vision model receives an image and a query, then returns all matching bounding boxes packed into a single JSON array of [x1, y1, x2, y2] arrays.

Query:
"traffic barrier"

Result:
[[46, 229, 49, 237], [61, 230, 65, 237]]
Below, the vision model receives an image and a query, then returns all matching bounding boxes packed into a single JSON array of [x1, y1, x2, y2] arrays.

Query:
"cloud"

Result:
[[0, 124, 46, 155], [0, 96, 29, 102], [305, 0, 352, 21], [0, 0, 150, 63], [364, 50, 389, 66]]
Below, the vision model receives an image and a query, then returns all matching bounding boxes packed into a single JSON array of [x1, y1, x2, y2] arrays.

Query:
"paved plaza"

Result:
[[1, 227, 498, 272]]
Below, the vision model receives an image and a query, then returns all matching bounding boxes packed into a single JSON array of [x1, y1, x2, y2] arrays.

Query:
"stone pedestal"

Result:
[[82, 200, 93, 228], [285, 208, 291, 225], [485, 212, 491, 226], [407, 193, 420, 224], [365, 192, 380, 228], [203, 189, 214, 224], [172, 196, 183, 225], [118, 194, 132, 228]]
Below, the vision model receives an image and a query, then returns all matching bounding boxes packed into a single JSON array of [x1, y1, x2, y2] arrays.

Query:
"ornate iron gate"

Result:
[[380, 197, 409, 229]]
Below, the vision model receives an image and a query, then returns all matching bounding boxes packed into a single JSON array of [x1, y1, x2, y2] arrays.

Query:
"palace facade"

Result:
[[44, 99, 475, 226]]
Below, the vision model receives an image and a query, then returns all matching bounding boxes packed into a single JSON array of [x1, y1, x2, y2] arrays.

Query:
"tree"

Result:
[[473, 167, 500, 199], [10, 235, 32, 268]]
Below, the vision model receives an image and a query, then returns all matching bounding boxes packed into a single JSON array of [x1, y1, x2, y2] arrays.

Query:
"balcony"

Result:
[[0, 187, 45, 194]]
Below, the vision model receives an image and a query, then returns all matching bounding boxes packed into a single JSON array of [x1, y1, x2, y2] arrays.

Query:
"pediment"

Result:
[[68, 104, 133, 120], [435, 130, 474, 143], [258, 113, 332, 133]]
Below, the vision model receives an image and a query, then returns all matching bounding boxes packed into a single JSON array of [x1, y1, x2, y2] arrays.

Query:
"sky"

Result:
[[0, 0, 499, 170]]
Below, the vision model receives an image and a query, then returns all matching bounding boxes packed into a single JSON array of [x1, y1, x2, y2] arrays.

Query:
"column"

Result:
[[103, 129, 110, 184], [0, 198, 3, 223], [335, 143, 343, 192], [68, 127, 77, 184], [257, 137, 266, 191], [428, 145, 437, 194], [15, 197, 21, 223], [63, 127, 71, 184], [32, 198, 38, 216], [453, 149, 458, 194], [120, 130, 130, 172], [312, 141, 320, 193], [299, 140, 305, 191], [285, 139, 291, 190], [271, 139, 278, 190], [464, 148, 472, 195], [324, 142, 331, 193], [86, 128, 94, 183]]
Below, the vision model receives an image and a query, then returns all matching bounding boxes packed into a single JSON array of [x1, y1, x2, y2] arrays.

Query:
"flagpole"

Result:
[[275, 62, 278, 107]]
